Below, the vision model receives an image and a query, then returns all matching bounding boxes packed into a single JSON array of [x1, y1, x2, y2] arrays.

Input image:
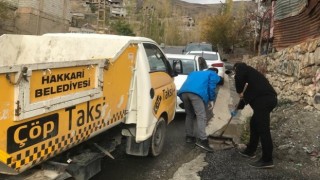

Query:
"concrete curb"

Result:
[[206, 75, 253, 144]]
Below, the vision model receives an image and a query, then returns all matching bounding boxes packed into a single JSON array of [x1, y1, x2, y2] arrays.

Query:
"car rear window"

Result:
[[185, 44, 212, 52], [188, 52, 218, 60]]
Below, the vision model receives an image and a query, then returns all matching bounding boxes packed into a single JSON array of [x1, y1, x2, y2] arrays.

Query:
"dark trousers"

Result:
[[181, 93, 207, 140], [246, 95, 277, 162]]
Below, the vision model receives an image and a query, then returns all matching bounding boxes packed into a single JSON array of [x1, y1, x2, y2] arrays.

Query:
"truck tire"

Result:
[[150, 117, 166, 156]]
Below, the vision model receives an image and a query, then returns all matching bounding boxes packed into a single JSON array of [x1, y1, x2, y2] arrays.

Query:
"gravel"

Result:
[[199, 101, 320, 180]]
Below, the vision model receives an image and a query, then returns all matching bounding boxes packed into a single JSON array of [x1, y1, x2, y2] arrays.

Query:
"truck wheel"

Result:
[[150, 117, 166, 156]]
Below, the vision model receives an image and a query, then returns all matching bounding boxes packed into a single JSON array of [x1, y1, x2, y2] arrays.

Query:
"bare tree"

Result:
[[200, 0, 253, 53]]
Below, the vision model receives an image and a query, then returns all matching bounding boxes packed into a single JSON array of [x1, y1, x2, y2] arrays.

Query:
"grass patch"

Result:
[[240, 116, 251, 144], [276, 99, 293, 107]]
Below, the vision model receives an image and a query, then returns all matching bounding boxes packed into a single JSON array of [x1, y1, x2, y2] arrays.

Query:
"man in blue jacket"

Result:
[[178, 67, 221, 152]]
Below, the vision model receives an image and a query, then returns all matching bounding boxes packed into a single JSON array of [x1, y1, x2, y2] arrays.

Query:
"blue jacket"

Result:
[[178, 70, 220, 105]]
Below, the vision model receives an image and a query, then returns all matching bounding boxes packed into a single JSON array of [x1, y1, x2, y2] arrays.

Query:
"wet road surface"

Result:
[[92, 113, 204, 180]]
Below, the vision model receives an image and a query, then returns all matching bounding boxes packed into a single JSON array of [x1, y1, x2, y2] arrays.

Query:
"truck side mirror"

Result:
[[172, 59, 183, 76]]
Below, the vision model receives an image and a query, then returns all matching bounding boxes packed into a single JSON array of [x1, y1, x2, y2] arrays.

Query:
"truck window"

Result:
[[143, 43, 168, 72]]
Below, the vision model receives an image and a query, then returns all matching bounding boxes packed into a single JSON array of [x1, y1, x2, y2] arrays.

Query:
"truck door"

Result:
[[143, 43, 176, 123]]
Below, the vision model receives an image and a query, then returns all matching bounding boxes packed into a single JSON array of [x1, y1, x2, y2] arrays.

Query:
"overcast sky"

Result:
[[180, 0, 251, 4]]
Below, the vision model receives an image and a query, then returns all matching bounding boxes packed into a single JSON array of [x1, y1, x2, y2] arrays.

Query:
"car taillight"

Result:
[[211, 63, 224, 67]]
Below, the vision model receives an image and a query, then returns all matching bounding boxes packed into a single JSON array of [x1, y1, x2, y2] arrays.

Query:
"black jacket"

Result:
[[234, 63, 277, 109]]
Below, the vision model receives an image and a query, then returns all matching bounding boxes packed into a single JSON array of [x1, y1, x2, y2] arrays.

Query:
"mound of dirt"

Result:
[[271, 101, 320, 179]]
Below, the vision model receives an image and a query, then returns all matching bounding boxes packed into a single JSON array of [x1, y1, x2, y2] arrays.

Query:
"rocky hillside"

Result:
[[70, 0, 256, 26], [173, 0, 256, 17], [271, 102, 320, 179]]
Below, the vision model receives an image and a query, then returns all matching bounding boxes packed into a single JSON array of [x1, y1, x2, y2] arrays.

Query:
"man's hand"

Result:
[[239, 83, 248, 99], [231, 110, 238, 117]]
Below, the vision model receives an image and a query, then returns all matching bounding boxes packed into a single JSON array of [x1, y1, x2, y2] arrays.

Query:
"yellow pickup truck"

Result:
[[0, 33, 179, 179]]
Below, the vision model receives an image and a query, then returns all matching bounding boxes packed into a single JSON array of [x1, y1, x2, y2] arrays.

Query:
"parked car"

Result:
[[182, 42, 218, 54], [186, 51, 226, 85], [166, 54, 208, 113]]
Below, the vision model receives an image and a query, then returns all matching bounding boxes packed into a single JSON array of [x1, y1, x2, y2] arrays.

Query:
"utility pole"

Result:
[[254, 0, 260, 55], [36, 0, 44, 35], [97, 0, 106, 33]]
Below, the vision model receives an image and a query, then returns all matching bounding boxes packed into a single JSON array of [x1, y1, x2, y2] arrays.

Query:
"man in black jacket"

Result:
[[233, 62, 277, 169]]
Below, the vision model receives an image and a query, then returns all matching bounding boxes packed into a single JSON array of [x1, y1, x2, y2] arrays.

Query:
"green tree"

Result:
[[200, 0, 232, 51], [200, 0, 251, 52], [132, 0, 175, 44], [0, 0, 10, 20], [110, 20, 135, 36], [89, 3, 97, 13]]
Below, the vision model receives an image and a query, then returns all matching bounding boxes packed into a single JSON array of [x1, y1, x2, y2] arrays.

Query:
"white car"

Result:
[[186, 51, 226, 85], [166, 54, 208, 113]]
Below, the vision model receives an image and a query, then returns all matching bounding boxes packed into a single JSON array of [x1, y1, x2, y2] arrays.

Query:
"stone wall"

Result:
[[14, 7, 70, 35], [244, 37, 320, 110], [17, 0, 70, 19], [0, 0, 70, 35]]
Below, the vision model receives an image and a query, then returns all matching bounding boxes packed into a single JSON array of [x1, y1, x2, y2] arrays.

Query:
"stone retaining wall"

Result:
[[243, 37, 320, 110]]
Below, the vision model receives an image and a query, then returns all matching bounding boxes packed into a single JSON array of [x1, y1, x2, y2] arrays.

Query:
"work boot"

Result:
[[185, 136, 196, 143], [238, 149, 256, 158], [195, 139, 214, 152], [249, 158, 274, 169]]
